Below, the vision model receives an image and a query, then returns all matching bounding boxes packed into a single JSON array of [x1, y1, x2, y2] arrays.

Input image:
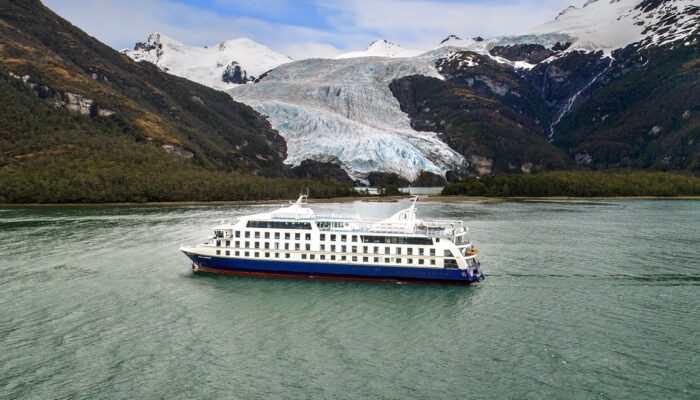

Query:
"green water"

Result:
[[1, 200, 699, 399]]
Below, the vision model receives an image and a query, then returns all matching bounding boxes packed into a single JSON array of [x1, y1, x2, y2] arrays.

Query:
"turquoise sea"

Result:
[[1, 199, 699, 399]]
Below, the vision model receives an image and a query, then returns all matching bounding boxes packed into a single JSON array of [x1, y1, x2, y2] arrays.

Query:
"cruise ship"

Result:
[[180, 196, 484, 284]]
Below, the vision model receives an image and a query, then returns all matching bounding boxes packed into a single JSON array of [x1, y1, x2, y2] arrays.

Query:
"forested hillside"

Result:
[[0, 0, 352, 202]]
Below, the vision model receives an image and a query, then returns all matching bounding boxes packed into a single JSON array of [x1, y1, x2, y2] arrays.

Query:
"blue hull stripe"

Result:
[[184, 252, 482, 284]]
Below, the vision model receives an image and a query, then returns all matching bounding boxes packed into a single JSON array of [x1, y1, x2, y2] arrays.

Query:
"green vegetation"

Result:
[[555, 39, 700, 171], [390, 53, 570, 175], [0, 0, 356, 203], [442, 170, 700, 197]]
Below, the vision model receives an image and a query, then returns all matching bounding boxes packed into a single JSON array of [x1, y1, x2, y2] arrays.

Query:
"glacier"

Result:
[[229, 56, 466, 182]]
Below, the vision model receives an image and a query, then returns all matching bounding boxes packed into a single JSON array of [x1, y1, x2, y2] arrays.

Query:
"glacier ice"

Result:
[[229, 57, 466, 181]]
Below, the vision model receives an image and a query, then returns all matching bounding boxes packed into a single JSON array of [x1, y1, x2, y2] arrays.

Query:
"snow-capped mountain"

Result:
[[335, 39, 422, 59], [125, 0, 700, 181], [124, 33, 292, 90], [230, 57, 465, 182], [532, 0, 700, 54]]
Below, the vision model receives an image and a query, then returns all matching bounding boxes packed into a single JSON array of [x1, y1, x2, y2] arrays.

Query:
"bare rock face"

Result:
[[162, 144, 194, 158], [222, 62, 252, 85], [468, 155, 493, 175], [489, 44, 556, 64]]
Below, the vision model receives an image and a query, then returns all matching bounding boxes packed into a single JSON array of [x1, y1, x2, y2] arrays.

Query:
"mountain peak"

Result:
[[439, 35, 462, 45], [125, 34, 292, 90], [335, 39, 422, 59]]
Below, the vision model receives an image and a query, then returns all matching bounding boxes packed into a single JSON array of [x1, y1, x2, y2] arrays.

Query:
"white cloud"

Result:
[[41, 0, 584, 59]]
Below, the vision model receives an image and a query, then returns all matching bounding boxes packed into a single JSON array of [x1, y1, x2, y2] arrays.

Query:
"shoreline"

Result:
[[1, 195, 699, 208]]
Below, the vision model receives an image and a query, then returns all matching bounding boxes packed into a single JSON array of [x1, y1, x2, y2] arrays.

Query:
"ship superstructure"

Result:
[[180, 196, 483, 284]]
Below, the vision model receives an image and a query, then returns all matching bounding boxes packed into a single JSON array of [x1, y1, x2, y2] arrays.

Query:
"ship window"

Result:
[[374, 257, 379, 263], [255, 242, 260, 249], [331, 245, 336, 251], [320, 244, 325, 251], [321, 255, 326, 260], [419, 248, 424, 256], [265, 232, 270, 239], [245, 251, 249, 257], [396, 247, 401, 255], [352, 256, 357, 262], [285, 233, 290, 240], [255, 232, 260, 239], [407, 259, 413, 264], [226, 240, 230, 247], [226, 250, 230, 256], [305, 234, 311, 241], [305, 244, 310, 251], [265, 252, 270, 258], [295, 233, 300, 240], [331, 255, 336, 261], [341, 245, 346, 252], [302, 254, 307, 260], [445, 259, 458, 269], [216, 240, 221, 247], [331, 234, 336, 241], [341, 235, 347, 242], [435, 238, 440, 242], [407, 248, 413, 255], [245, 232, 250, 238], [235, 251, 240, 256], [384, 247, 390, 254], [285, 253, 290, 259], [216, 250, 221, 255], [341, 256, 346, 261], [255, 252, 259, 257], [247, 221, 312, 230], [430, 249, 435, 256], [274, 232, 280, 240], [274, 243, 280, 250], [418, 259, 424, 265], [295, 244, 300, 250], [396, 258, 402, 263], [320, 234, 326, 241], [430, 259, 435, 265], [275, 253, 279, 258], [374, 246, 379, 253], [384, 258, 390, 263], [310, 254, 315, 260], [235, 241, 240, 247], [264, 243, 269, 249], [235, 231, 240, 238], [352, 235, 358, 242], [245, 241, 250, 248], [285, 243, 289, 250], [360, 235, 432, 245], [363, 246, 368, 253], [351, 246, 357, 253], [363, 257, 368, 262]]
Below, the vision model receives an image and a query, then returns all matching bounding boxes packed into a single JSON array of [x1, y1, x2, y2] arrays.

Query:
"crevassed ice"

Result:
[[230, 57, 466, 181]]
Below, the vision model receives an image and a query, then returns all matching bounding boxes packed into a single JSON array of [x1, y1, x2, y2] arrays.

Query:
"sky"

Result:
[[42, 0, 586, 59]]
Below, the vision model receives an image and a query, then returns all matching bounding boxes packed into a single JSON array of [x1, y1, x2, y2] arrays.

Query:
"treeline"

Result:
[[0, 152, 355, 204], [442, 170, 700, 197]]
